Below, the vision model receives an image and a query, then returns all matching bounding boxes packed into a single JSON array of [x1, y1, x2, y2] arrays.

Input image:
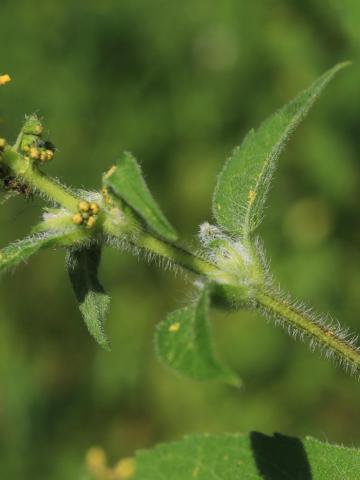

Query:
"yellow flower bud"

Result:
[[45, 149, 54, 161], [30, 147, 40, 160], [0, 74, 11, 86], [90, 202, 100, 214], [79, 200, 90, 212], [85, 447, 108, 476], [86, 216, 97, 229], [114, 457, 136, 479], [72, 213, 83, 225]]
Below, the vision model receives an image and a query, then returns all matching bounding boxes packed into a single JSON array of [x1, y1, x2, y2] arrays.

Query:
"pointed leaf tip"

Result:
[[213, 62, 349, 238]]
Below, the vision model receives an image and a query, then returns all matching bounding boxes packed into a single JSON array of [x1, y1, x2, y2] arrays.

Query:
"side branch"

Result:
[[133, 233, 222, 277], [256, 291, 360, 375], [1, 148, 79, 211]]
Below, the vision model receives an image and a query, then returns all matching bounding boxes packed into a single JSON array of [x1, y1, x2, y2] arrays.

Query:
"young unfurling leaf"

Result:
[[66, 245, 111, 351], [155, 285, 240, 385], [103, 152, 178, 241], [213, 62, 349, 238]]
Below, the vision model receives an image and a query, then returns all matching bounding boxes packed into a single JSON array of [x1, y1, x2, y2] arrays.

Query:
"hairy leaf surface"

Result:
[[66, 245, 111, 351], [155, 286, 239, 384], [103, 152, 178, 241], [213, 62, 349, 237], [134, 432, 360, 480]]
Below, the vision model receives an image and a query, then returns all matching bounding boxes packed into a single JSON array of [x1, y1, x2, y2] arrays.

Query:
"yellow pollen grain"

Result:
[[104, 165, 117, 179], [0, 138, 6, 148], [168, 322, 180, 333], [248, 189, 256, 204], [114, 457, 136, 479], [0, 74, 11, 85]]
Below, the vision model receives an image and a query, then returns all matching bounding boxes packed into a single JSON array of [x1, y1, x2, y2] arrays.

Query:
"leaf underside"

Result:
[[66, 245, 111, 351], [134, 432, 360, 480], [155, 286, 239, 385], [213, 62, 349, 238], [103, 151, 178, 241]]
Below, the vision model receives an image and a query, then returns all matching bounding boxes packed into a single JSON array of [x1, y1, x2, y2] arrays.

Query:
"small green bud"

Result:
[[22, 115, 43, 136]]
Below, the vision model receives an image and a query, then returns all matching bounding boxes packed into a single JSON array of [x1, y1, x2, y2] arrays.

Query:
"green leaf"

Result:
[[103, 152, 178, 241], [155, 286, 239, 385], [213, 62, 349, 238], [0, 189, 17, 205], [0, 232, 64, 275], [133, 432, 360, 480], [66, 245, 111, 351]]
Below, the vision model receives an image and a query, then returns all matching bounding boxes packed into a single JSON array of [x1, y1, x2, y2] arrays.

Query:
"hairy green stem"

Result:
[[1, 148, 79, 211], [135, 233, 221, 277], [3, 143, 359, 374], [119, 231, 360, 373], [256, 291, 360, 373]]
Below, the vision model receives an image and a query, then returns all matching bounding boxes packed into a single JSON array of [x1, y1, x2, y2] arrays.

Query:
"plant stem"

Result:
[[256, 291, 360, 373], [135, 233, 222, 277], [3, 144, 359, 374], [124, 231, 360, 373], [1, 148, 79, 211]]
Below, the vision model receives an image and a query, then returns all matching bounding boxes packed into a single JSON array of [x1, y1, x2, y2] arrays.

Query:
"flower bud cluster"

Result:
[[20, 116, 55, 164], [72, 200, 101, 229]]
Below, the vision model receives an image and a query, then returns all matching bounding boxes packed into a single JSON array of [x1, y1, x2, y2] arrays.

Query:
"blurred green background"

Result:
[[0, 0, 360, 478]]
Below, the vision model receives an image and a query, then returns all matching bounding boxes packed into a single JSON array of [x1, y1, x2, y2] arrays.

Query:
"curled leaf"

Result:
[[66, 245, 111, 351]]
